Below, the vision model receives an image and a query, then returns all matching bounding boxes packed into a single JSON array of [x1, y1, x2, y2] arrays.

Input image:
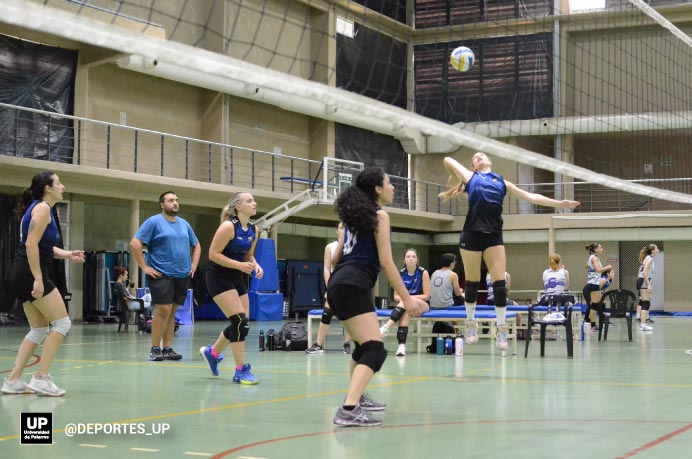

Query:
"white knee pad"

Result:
[[50, 316, 72, 336], [26, 327, 49, 344]]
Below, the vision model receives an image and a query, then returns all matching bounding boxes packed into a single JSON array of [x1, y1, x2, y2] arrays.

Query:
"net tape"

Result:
[[4, 0, 692, 205]]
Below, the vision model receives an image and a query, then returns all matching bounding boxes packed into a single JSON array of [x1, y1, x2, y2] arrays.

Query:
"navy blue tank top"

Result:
[[462, 171, 506, 233], [211, 217, 256, 271], [332, 225, 380, 287], [400, 267, 425, 295], [18, 200, 61, 262]]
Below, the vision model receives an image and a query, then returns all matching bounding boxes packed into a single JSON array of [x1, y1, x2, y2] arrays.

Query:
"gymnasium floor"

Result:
[[1, 318, 691, 459]]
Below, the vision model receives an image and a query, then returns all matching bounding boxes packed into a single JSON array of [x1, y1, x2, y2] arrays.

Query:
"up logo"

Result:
[[20, 412, 53, 444]]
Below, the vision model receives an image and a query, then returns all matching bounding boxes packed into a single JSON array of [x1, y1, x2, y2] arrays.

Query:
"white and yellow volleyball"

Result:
[[449, 46, 475, 73]]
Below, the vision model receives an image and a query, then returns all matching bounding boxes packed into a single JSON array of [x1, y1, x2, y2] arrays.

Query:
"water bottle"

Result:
[[444, 336, 453, 355], [436, 334, 444, 355], [259, 330, 265, 351], [455, 335, 464, 356]]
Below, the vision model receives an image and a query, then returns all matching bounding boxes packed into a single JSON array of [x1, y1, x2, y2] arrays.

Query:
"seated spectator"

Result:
[[429, 253, 464, 309]]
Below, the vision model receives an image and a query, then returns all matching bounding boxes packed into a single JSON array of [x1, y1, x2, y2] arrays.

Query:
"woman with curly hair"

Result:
[[327, 167, 427, 427]]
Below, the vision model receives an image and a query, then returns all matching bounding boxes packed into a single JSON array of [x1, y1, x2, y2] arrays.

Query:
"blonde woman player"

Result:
[[636, 244, 659, 331]]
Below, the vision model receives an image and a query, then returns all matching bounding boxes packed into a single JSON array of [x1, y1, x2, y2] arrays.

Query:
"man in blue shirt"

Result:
[[130, 191, 201, 361]]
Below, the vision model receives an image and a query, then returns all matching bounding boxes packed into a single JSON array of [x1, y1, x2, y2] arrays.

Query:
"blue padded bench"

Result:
[[307, 308, 518, 355]]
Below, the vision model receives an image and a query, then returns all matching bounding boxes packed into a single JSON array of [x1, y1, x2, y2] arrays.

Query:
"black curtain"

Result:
[[0, 34, 78, 162], [0, 195, 19, 314]]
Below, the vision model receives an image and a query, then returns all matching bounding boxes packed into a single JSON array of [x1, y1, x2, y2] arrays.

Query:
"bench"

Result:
[[307, 308, 518, 355]]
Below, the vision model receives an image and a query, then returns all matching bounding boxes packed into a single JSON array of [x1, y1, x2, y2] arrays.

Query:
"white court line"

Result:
[[237, 456, 269, 459], [183, 453, 214, 457], [80, 444, 108, 448], [130, 447, 160, 452]]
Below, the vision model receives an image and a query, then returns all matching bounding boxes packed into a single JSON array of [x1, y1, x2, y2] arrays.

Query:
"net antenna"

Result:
[[5, 1, 692, 206]]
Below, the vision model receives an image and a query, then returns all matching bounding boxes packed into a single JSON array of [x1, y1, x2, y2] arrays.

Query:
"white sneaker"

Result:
[[28, 375, 66, 397], [639, 324, 653, 332], [395, 344, 406, 356], [464, 320, 478, 344], [379, 324, 389, 336], [1, 377, 36, 395], [496, 324, 508, 350]]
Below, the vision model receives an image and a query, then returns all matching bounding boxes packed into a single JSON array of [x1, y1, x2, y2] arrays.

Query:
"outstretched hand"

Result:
[[560, 200, 580, 209]]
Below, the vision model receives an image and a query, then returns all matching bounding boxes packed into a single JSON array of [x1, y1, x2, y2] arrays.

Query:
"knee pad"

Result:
[[50, 317, 71, 336], [641, 301, 651, 311], [351, 342, 363, 363], [492, 280, 507, 308], [464, 281, 480, 303], [390, 306, 405, 323], [321, 308, 334, 325], [25, 326, 49, 344], [396, 326, 409, 344], [223, 313, 250, 342], [358, 340, 387, 373]]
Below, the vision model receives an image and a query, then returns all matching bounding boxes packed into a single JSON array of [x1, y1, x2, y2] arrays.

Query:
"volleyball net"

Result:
[[4, 0, 692, 208]]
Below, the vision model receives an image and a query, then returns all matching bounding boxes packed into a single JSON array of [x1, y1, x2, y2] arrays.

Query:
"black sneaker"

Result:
[[305, 343, 324, 354], [149, 346, 164, 361], [647, 318, 655, 324], [162, 347, 183, 360], [343, 343, 351, 355]]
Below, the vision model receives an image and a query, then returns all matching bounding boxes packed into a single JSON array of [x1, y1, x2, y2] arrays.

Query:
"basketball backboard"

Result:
[[322, 157, 364, 202]]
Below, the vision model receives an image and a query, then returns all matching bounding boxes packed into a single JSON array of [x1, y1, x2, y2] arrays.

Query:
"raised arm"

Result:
[[505, 181, 580, 209], [443, 157, 474, 184]]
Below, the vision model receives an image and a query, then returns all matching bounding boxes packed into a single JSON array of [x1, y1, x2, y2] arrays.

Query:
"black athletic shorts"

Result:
[[206, 268, 248, 297], [147, 275, 189, 306], [636, 278, 650, 290], [582, 283, 600, 302], [10, 256, 57, 303], [459, 231, 503, 252], [327, 284, 375, 321]]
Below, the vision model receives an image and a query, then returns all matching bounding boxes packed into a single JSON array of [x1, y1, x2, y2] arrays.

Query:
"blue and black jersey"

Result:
[[462, 171, 506, 234], [210, 217, 256, 271], [331, 225, 380, 288], [400, 266, 425, 295], [17, 200, 61, 263]]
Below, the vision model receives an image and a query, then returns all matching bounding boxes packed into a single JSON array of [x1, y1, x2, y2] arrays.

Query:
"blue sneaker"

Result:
[[233, 363, 259, 385], [199, 345, 224, 376]]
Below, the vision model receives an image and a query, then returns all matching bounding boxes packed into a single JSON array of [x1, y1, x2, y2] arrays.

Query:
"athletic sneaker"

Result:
[[379, 324, 390, 336], [639, 324, 654, 332], [496, 324, 508, 350], [27, 375, 65, 397], [343, 343, 351, 355], [395, 344, 406, 357], [333, 404, 382, 427], [1, 377, 35, 395], [233, 363, 259, 385], [162, 347, 183, 360], [305, 343, 324, 354], [200, 345, 224, 376], [465, 320, 478, 344], [359, 393, 386, 411], [149, 346, 164, 361]]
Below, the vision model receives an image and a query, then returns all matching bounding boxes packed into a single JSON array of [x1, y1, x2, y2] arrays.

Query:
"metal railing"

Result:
[[1, 102, 690, 216]]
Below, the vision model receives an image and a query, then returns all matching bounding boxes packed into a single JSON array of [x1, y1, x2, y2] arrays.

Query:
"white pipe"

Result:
[[116, 55, 424, 146]]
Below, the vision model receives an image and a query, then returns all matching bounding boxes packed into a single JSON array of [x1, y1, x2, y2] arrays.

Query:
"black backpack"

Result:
[[280, 321, 308, 351], [427, 321, 456, 353]]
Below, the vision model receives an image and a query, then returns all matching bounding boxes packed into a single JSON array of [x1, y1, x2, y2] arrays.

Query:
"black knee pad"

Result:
[[223, 313, 249, 342], [358, 340, 387, 373], [641, 300, 651, 311], [464, 281, 480, 303], [321, 308, 334, 325], [390, 306, 405, 323], [351, 342, 363, 363], [492, 280, 507, 308], [396, 326, 409, 344]]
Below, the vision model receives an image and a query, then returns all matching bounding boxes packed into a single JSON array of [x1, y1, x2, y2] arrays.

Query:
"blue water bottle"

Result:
[[436, 334, 444, 355]]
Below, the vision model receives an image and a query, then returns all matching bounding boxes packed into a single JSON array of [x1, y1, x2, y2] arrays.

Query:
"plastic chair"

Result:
[[600, 289, 636, 342], [524, 294, 575, 359]]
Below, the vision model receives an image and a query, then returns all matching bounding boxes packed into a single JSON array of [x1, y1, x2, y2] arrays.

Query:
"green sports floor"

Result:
[[1, 318, 691, 459]]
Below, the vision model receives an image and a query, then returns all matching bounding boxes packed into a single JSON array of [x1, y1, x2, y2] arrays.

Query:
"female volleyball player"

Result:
[[328, 167, 428, 427], [200, 192, 264, 384], [379, 248, 431, 356], [636, 243, 659, 331], [2, 172, 84, 396], [441, 153, 579, 350], [582, 243, 613, 333]]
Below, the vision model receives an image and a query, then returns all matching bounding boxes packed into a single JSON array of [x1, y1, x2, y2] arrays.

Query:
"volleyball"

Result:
[[450, 46, 475, 72]]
